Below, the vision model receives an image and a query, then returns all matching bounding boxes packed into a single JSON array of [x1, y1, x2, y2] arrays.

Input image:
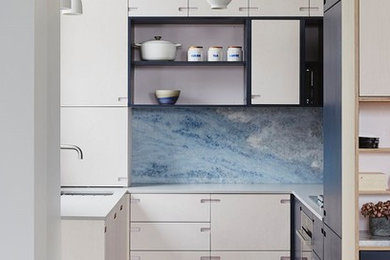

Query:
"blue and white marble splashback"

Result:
[[131, 107, 323, 184]]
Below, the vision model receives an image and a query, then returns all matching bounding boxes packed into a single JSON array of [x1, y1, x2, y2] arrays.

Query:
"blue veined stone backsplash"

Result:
[[131, 107, 323, 184]]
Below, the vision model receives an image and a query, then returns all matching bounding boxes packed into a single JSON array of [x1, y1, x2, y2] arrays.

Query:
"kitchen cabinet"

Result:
[[128, 0, 187, 16], [210, 252, 291, 259], [312, 215, 324, 259], [360, 251, 390, 260], [324, 0, 339, 12], [249, 0, 310, 16], [323, 225, 341, 260], [251, 20, 300, 105], [61, 0, 128, 106], [130, 252, 209, 260], [62, 194, 129, 260], [359, 0, 390, 96], [309, 0, 324, 16], [130, 194, 210, 222], [188, 0, 249, 16], [61, 107, 129, 186], [323, 0, 342, 237], [210, 194, 290, 250], [130, 223, 211, 251]]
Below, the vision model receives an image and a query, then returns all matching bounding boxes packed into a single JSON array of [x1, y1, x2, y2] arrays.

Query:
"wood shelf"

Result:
[[359, 246, 390, 251], [132, 61, 246, 67], [359, 96, 390, 102], [359, 190, 390, 195], [359, 148, 390, 153]]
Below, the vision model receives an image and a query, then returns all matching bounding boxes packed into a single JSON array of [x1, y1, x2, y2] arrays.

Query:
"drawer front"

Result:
[[130, 252, 209, 260], [211, 251, 291, 260], [130, 223, 211, 251], [130, 194, 210, 222]]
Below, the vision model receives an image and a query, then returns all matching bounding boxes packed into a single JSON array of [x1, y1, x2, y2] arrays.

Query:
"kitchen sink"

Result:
[[61, 191, 114, 196]]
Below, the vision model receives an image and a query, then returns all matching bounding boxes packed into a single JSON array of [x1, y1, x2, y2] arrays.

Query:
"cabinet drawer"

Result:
[[130, 252, 209, 260], [211, 194, 290, 250], [130, 223, 211, 251], [130, 194, 210, 222], [211, 251, 291, 260]]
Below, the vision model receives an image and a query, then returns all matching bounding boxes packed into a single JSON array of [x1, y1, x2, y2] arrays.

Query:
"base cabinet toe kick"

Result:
[[130, 193, 291, 260]]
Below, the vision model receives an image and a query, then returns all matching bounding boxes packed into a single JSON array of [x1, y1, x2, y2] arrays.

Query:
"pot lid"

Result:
[[142, 36, 177, 45]]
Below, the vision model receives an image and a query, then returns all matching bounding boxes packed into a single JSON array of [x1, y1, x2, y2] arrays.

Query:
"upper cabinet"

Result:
[[251, 20, 301, 105], [359, 0, 390, 96], [249, 0, 310, 16], [61, 0, 128, 106], [310, 0, 325, 16], [129, 0, 187, 16], [188, 0, 249, 16]]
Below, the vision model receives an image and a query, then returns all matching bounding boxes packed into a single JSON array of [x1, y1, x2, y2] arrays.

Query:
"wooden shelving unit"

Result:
[[359, 96, 390, 102], [359, 190, 390, 195], [359, 148, 390, 153]]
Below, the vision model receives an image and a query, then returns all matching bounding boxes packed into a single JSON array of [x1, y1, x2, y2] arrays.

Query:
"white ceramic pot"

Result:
[[135, 36, 181, 61], [207, 0, 232, 9]]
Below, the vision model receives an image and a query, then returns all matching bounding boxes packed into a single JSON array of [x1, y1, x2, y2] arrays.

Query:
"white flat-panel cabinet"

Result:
[[130, 194, 210, 222], [210, 194, 290, 250], [211, 252, 291, 260], [61, 107, 128, 186], [130, 223, 211, 251], [309, 0, 324, 16], [360, 0, 390, 96], [128, 0, 188, 16], [249, 0, 310, 16], [61, 0, 128, 106], [130, 252, 209, 260], [188, 0, 249, 16], [251, 20, 300, 104]]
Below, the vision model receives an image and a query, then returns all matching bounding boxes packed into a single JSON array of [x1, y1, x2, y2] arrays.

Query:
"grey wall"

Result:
[[0, 0, 60, 259]]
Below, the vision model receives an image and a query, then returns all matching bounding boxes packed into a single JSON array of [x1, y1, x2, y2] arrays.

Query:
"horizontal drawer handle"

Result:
[[296, 229, 312, 245], [130, 227, 141, 232], [128, 7, 138, 11], [280, 199, 290, 204], [200, 227, 211, 232], [200, 199, 221, 203], [239, 7, 259, 11], [118, 97, 128, 102], [280, 257, 290, 260], [251, 94, 261, 98], [131, 256, 141, 260], [201, 257, 221, 260], [178, 7, 198, 11], [130, 198, 140, 203], [299, 6, 320, 11]]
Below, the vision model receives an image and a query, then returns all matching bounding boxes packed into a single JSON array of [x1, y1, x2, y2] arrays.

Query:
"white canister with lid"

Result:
[[227, 46, 242, 61], [208, 46, 223, 61], [187, 46, 204, 62]]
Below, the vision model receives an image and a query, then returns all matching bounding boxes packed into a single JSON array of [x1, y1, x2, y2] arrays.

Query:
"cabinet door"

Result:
[[251, 20, 300, 104], [360, 0, 390, 96], [309, 0, 324, 16], [128, 0, 188, 16], [61, 107, 128, 186], [61, 0, 128, 106], [212, 251, 291, 260], [188, 0, 249, 16], [323, 1, 342, 237], [249, 0, 310, 16], [105, 210, 117, 260], [312, 216, 323, 259], [323, 225, 341, 260], [130, 252, 209, 260], [324, 0, 339, 12], [130, 223, 211, 251], [130, 194, 210, 222], [117, 195, 130, 260], [210, 194, 290, 250]]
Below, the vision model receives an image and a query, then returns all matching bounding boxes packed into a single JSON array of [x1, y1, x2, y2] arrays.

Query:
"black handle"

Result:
[[154, 36, 162, 40]]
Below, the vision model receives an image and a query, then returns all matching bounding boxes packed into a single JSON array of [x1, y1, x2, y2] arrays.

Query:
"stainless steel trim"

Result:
[[60, 144, 84, 160], [200, 199, 221, 203]]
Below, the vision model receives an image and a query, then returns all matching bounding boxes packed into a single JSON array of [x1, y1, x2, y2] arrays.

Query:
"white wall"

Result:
[[0, 0, 60, 260]]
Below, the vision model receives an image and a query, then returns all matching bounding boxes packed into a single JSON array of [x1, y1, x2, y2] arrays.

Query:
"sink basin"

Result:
[[61, 191, 114, 196]]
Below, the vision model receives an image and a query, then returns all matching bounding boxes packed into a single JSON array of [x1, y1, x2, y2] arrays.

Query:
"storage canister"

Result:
[[227, 46, 242, 61], [208, 46, 223, 61], [187, 46, 204, 61]]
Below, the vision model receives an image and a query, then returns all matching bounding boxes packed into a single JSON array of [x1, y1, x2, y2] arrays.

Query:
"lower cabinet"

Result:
[[323, 225, 341, 260], [212, 251, 291, 260], [130, 252, 209, 260], [62, 194, 129, 260]]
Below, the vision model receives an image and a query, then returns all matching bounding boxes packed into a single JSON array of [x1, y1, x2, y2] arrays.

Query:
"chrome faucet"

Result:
[[60, 144, 84, 160]]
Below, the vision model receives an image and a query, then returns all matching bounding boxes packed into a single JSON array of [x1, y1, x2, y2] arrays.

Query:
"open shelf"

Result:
[[359, 148, 390, 153], [132, 61, 246, 66], [359, 96, 390, 102]]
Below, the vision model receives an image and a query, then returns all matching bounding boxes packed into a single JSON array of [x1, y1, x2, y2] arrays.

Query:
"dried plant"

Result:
[[361, 201, 390, 219]]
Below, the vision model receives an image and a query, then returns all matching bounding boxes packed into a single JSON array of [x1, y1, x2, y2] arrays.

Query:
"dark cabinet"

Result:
[[323, 0, 342, 237], [324, 0, 340, 12], [360, 251, 390, 260], [313, 215, 323, 258], [323, 225, 341, 260]]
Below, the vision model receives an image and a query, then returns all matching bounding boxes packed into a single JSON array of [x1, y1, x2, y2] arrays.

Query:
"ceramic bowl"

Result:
[[207, 0, 232, 9], [155, 90, 181, 105]]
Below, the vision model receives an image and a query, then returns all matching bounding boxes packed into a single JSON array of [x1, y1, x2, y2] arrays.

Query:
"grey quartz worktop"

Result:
[[61, 184, 323, 220]]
